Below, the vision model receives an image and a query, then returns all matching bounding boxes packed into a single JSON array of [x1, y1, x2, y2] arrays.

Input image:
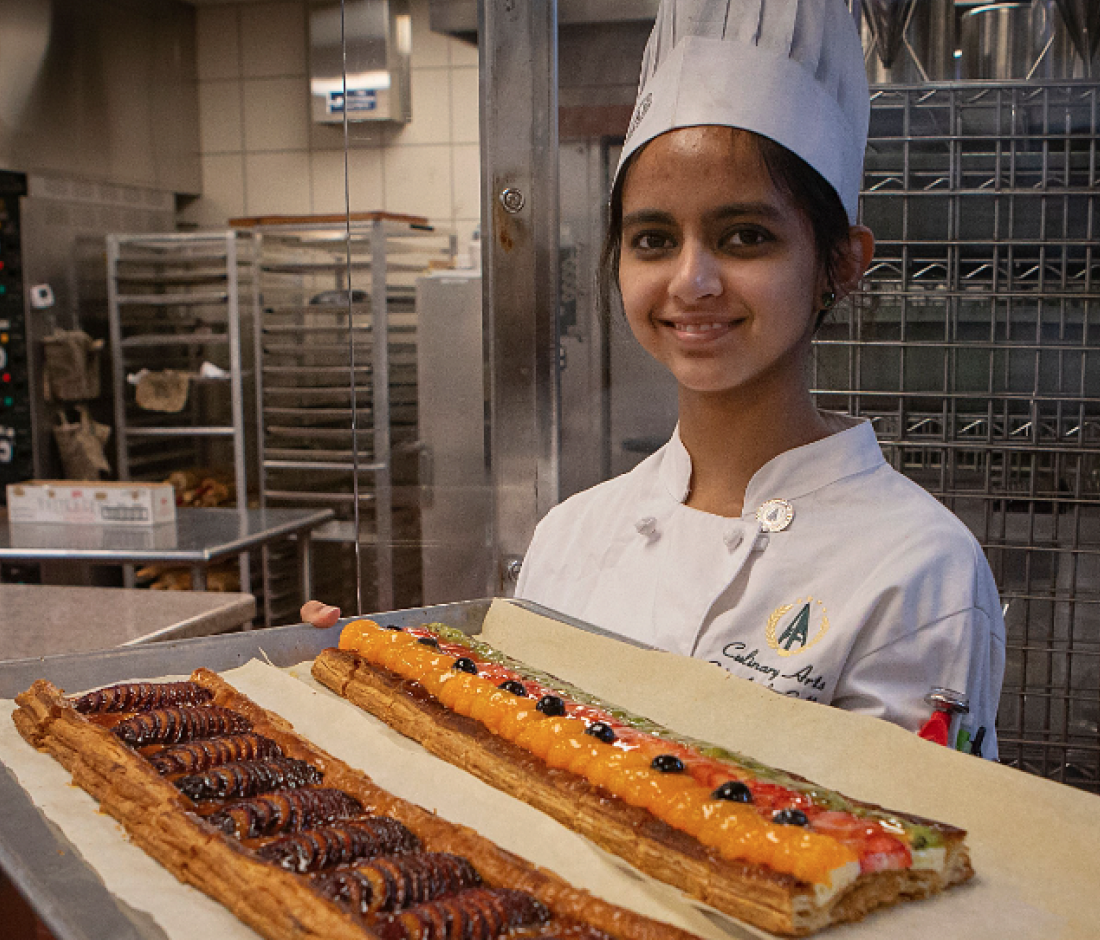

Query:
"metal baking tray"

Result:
[[0, 598, 638, 940]]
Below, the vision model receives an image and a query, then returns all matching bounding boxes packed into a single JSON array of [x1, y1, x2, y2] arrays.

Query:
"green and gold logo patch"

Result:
[[765, 597, 829, 657]]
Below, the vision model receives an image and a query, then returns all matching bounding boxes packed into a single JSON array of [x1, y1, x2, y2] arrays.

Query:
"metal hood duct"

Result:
[[310, 0, 412, 124], [1053, 0, 1100, 75], [429, 0, 659, 41]]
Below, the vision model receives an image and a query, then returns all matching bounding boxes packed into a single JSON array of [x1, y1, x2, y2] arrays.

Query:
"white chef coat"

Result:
[[515, 413, 1006, 759]]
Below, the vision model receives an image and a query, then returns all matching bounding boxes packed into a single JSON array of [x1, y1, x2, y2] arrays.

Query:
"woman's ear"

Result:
[[836, 225, 875, 299]]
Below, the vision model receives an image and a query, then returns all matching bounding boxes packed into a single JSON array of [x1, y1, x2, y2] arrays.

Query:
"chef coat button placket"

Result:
[[635, 516, 659, 540], [723, 530, 743, 552]]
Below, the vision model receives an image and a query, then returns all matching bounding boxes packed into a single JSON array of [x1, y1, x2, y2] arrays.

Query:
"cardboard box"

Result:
[[5, 481, 177, 526]]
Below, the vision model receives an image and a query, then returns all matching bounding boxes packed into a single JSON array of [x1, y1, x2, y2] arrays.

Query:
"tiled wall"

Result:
[[181, 0, 480, 250]]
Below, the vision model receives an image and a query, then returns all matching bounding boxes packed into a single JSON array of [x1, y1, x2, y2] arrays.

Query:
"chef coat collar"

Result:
[[659, 412, 885, 512]]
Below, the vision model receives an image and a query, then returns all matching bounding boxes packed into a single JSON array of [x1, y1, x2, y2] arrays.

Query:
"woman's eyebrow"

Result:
[[622, 202, 785, 228], [709, 202, 784, 222], [621, 209, 675, 228]]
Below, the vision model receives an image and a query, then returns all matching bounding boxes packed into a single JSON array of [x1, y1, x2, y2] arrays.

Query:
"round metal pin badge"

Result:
[[755, 498, 794, 532]]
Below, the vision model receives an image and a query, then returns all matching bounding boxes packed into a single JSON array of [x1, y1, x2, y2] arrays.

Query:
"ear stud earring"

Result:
[[820, 290, 837, 310]]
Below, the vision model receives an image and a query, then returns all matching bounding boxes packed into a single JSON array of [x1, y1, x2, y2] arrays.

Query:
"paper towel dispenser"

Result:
[[310, 0, 412, 124]]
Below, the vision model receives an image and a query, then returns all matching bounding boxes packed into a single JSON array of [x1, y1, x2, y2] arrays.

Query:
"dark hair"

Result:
[[598, 129, 854, 327]]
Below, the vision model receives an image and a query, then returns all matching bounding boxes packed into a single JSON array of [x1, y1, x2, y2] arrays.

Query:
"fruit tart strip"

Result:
[[315, 619, 974, 937], [413, 623, 957, 858], [336, 620, 867, 884]]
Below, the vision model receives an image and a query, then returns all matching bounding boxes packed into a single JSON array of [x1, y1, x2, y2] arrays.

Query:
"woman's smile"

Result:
[[658, 317, 744, 342]]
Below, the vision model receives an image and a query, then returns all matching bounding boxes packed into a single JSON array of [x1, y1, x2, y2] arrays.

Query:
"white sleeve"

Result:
[[831, 607, 1006, 760]]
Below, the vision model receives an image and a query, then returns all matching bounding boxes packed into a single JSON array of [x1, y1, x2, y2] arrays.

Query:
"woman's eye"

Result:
[[722, 228, 770, 249], [629, 232, 674, 251]]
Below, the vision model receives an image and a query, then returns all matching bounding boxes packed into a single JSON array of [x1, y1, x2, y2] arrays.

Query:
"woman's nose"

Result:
[[668, 242, 722, 302]]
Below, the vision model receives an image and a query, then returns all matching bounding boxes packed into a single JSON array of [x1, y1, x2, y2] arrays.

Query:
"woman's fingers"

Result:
[[301, 599, 341, 628]]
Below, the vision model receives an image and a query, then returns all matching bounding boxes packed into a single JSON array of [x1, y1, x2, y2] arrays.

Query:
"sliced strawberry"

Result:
[[856, 832, 912, 872], [474, 663, 519, 685], [682, 757, 740, 791], [748, 782, 811, 812]]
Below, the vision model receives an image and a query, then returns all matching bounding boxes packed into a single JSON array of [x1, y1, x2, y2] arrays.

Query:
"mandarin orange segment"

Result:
[[605, 762, 657, 798], [544, 734, 589, 770], [374, 633, 418, 670], [615, 767, 664, 808], [468, 687, 499, 723], [388, 647, 426, 678], [418, 665, 451, 697], [768, 829, 858, 885], [638, 774, 699, 814], [338, 618, 381, 650], [663, 789, 716, 837], [524, 721, 562, 760], [713, 820, 775, 869], [697, 803, 763, 851], [479, 690, 516, 734], [497, 700, 539, 740], [544, 717, 587, 738], [565, 739, 607, 776], [451, 676, 490, 716], [437, 672, 475, 710], [584, 748, 647, 789], [513, 717, 549, 751]]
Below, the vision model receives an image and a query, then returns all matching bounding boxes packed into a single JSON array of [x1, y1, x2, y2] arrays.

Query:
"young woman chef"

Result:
[[306, 0, 1006, 758]]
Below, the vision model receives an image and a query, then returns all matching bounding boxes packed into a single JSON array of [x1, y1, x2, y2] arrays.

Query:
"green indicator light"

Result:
[[2, 397, 11, 407], [0, 285, 6, 295]]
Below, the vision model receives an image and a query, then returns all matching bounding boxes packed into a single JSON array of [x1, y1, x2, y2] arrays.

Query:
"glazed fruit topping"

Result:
[[536, 695, 566, 717], [712, 780, 753, 803], [384, 624, 406, 631], [499, 680, 527, 697], [585, 721, 617, 744], [452, 657, 479, 675], [417, 637, 441, 648], [650, 754, 685, 774], [773, 809, 809, 827]]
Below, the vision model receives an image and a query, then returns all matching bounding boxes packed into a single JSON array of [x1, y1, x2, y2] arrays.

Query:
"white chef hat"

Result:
[[617, 0, 870, 223]]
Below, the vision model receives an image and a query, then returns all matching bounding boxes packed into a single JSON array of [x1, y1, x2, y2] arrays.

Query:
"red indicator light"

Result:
[[1, 373, 9, 383]]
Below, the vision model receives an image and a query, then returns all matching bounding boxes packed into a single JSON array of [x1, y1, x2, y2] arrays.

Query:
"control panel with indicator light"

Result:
[[0, 170, 32, 496]]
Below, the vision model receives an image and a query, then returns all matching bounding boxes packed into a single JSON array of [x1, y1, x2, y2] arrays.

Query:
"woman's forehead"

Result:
[[622, 127, 782, 210]]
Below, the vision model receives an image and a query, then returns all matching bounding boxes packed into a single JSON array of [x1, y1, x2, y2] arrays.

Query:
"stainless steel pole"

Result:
[[479, 0, 561, 594]]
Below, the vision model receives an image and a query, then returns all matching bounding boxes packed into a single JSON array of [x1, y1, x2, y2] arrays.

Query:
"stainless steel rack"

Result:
[[248, 218, 452, 624], [813, 81, 1100, 791], [106, 231, 252, 591]]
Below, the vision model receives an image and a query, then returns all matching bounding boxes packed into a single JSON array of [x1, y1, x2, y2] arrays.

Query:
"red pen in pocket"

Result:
[[918, 688, 969, 748]]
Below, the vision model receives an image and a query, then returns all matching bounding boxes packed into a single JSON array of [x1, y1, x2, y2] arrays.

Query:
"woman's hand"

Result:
[[301, 600, 341, 628]]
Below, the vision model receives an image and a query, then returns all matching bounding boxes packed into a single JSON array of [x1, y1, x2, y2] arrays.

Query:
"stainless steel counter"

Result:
[[0, 507, 334, 606], [0, 585, 257, 661]]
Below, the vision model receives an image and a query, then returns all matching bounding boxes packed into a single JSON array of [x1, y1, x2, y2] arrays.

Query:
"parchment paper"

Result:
[[1, 599, 1097, 940]]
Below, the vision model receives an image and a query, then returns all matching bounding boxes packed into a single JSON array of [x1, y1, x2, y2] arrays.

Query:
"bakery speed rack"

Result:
[[242, 215, 453, 624], [106, 231, 253, 592]]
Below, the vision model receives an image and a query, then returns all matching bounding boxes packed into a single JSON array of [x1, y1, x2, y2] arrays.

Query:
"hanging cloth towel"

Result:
[[135, 369, 191, 413], [53, 405, 111, 480], [41, 329, 104, 401]]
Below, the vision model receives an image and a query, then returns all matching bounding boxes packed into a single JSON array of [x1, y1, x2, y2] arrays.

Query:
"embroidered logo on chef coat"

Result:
[[765, 597, 829, 657]]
